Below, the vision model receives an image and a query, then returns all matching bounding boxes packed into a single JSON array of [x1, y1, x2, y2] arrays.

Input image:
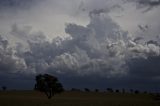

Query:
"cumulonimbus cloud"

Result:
[[2, 9, 158, 79]]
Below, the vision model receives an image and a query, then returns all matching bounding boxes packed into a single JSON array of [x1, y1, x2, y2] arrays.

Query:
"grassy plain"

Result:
[[0, 91, 160, 106]]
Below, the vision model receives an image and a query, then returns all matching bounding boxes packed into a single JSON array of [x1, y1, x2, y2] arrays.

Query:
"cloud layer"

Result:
[[1, 10, 159, 80]]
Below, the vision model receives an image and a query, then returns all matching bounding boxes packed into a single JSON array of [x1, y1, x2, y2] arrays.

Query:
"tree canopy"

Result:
[[35, 74, 63, 99]]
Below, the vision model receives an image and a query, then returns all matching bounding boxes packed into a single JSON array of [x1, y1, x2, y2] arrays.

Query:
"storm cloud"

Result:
[[0, 0, 160, 90], [5, 10, 160, 79]]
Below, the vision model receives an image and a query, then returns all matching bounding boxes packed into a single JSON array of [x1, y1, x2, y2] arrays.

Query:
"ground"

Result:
[[0, 91, 160, 106]]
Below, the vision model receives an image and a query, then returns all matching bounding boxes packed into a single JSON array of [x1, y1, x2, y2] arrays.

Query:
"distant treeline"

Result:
[[0, 86, 158, 94], [69, 87, 159, 95]]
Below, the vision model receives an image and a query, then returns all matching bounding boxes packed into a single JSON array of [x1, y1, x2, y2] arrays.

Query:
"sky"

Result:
[[0, 0, 160, 91]]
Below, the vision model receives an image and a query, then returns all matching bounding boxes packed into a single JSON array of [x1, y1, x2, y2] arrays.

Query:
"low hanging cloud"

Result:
[[4, 9, 159, 80]]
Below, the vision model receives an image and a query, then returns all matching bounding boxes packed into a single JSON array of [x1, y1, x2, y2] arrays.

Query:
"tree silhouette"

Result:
[[71, 88, 81, 92], [134, 90, 140, 94], [95, 89, 99, 92], [84, 88, 90, 92], [115, 89, 119, 93], [107, 88, 113, 93], [143, 91, 148, 94], [34, 74, 64, 99], [2, 86, 7, 91]]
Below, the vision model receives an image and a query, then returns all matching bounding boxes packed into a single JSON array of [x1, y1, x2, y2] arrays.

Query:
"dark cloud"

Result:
[[137, 0, 160, 7], [128, 56, 160, 78], [0, 0, 40, 10], [138, 24, 149, 32], [10, 9, 160, 80], [127, 0, 160, 12]]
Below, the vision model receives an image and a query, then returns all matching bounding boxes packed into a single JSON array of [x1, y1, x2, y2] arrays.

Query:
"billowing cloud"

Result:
[[10, 24, 47, 43], [0, 35, 26, 74], [4, 9, 159, 80]]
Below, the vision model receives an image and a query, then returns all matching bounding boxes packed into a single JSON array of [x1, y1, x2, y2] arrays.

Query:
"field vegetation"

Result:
[[0, 90, 160, 106]]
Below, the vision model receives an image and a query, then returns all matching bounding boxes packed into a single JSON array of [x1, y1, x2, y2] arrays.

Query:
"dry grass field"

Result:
[[0, 91, 160, 106]]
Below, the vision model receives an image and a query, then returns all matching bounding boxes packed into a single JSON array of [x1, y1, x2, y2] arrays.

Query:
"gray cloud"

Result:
[[10, 24, 47, 43], [138, 24, 149, 32], [7, 9, 160, 80], [0, 35, 26, 74]]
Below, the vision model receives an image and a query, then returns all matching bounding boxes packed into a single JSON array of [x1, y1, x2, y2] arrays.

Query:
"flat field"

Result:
[[0, 91, 159, 106]]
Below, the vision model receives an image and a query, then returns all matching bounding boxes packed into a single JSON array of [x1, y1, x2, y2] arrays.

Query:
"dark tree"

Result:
[[95, 89, 99, 92], [2, 86, 7, 91], [115, 89, 119, 93], [71, 88, 81, 92], [143, 91, 148, 94], [34, 74, 64, 99], [107, 88, 113, 93], [134, 90, 140, 94], [154, 93, 160, 101], [84, 88, 90, 92]]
